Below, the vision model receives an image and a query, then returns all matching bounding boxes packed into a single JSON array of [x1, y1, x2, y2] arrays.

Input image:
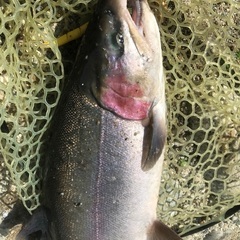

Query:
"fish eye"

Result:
[[116, 33, 124, 46]]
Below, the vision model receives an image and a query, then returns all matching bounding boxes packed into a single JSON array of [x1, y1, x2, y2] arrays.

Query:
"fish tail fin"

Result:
[[147, 220, 182, 240]]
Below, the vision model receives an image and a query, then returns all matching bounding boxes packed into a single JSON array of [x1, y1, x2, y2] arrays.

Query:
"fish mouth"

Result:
[[107, 0, 145, 37], [127, 0, 142, 29], [123, 0, 152, 61]]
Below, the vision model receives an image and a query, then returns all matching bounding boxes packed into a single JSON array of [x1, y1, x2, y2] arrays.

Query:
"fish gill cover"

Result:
[[0, 0, 239, 237]]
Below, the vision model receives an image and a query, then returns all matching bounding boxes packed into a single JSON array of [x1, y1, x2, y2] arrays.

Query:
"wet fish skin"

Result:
[[16, 0, 181, 239], [44, 95, 164, 239]]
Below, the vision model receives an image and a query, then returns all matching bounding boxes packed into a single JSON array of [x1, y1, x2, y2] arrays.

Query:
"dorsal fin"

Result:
[[148, 220, 182, 240]]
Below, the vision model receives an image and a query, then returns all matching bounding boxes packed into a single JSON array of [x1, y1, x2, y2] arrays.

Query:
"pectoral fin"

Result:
[[142, 102, 166, 171], [148, 220, 182, 240]]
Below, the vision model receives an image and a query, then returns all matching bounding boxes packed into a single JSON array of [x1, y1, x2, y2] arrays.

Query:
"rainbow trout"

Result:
[[17, 0, 181, 239]]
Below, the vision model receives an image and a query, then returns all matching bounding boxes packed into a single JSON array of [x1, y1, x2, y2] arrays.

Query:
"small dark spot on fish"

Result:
[[70, 99, 76, 109], [112, 199, 119, 204], [67, 139, 74, 145], [104, 9, 113, 16], [73, 202, 81, 207], [124, 137, 128, 141]]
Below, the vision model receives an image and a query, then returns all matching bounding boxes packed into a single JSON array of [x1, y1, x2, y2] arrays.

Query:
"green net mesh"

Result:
[[157, 0, 240, 235], [0, 0, 96, 212], [0, 0, 239, 236]]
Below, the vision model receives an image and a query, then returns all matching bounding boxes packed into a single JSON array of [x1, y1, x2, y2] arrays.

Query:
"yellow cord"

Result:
[[44, 22, 89, 47], [57, 22, 88, 46]]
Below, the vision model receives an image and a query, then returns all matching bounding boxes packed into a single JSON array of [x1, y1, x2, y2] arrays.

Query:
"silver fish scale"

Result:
[[43, 83, 163, 240]]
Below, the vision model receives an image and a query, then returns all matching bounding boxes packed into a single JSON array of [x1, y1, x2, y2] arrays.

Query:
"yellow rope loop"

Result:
[[43, 23, 88, 47]]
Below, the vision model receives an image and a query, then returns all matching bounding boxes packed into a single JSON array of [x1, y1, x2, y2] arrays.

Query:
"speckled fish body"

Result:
[[44, 94, 165, 240], [16, 0, 181, 239]]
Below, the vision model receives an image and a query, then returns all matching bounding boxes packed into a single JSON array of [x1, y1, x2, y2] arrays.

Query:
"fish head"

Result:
[[82, 0, 164, 121], [77, 0, 166, 170]]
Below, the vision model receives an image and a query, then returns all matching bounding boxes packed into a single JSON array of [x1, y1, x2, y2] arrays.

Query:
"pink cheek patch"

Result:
[[98, 63, 151, 120], [106, 75, 143, 98], [101, 88, 150, 120]]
